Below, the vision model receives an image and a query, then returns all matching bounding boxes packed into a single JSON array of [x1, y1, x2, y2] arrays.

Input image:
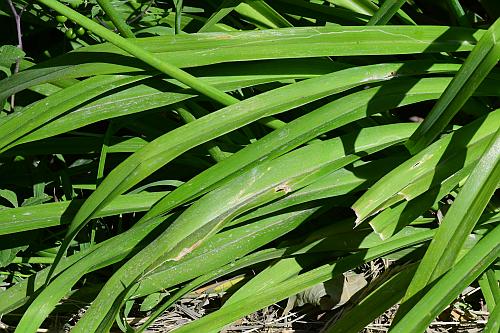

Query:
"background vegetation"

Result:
[[0, 0, 498, 332]]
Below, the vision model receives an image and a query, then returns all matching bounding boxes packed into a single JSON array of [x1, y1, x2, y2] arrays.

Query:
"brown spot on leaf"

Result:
[[173, 240, 203, 261], [275, 183, 291, 194], [214, 35, 233, 40]]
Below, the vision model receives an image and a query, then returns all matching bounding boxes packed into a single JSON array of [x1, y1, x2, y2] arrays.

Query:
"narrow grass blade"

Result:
[[0, 192, 166, 235], [390, 224, 500, 333], [406, 19, 500, 154], [11, 62, 462, 146], [352, 110, 500, 224], [447, 0, 471, 27], [0, 26, 484, 98], [271, 0, 370, 24], [397, 126, 500, 317], [233, 157, 404, 225], [367, 0, 407, 25], [37, 0, 239, 108], [141, 76, 483, 223], [247, 0, 293, 27], [0, 75, 145, 152], [369, 162, 474, 239], [130, 205, 322, 298], [51, 63, 428, 281], [96, 0, 134, 38], [69, 124, 417, 333], [198, 0, 241, 32], [323, 263, 419, 333], [326, 0, 378, 15], [484, 304, 500, 333], [168, 229, 435, 333], [478, 268, 500, 310], [235, 0, 292, 29]]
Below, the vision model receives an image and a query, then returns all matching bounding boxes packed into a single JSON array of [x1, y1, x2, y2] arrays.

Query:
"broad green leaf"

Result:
[[6, 60, 445, 151], [134, 223, 434, 333], [10, 206, 318, 332], [0, 45, 25, 68], [11, 59, 349, 145], [149, 88, 499, 225], [10, 204, 317, 327], [0, 189, 18, 208], [1, 5, 499, 333], [134, 215, 431, 301]]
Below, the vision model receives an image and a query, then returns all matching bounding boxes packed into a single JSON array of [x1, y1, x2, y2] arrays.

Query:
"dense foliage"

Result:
[[0, 0, 499, 332]]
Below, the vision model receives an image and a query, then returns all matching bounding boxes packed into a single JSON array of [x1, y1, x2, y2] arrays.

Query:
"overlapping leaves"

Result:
[[0, 1, 498, 333]]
